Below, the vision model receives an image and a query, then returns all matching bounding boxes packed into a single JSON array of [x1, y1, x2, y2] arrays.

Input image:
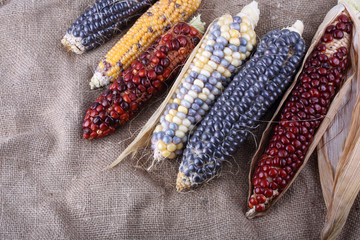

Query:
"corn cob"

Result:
[[61, 0, 156, 54], [150, 1, 260, 162], [83, 17, 205, 140], [246, 12, 352, 217], [90, 0, 202, 89], [176, 21, 306, 191]]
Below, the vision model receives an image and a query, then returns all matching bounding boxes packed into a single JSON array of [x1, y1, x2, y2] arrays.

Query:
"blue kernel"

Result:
[[191, 103, 200, 110], [173, 136, 181, 144], [180, 100, 191, 109], [213, 30, 221, 37], [216, 36, 228, 45], [165, 129, 175, 137], [197, 74, 208, 82], [239, 46, 247, 53], [180, 87, 188, 95], [233, 16, 242, 23], [205, 83, 213, 91], [169, 123, 178, 130], [157, 132, 164, 139], [189, 164, 195, 172], [214, 43, 224, 50], [195, 114, 202, 122], [228, 44, 238, 52], [185, 76, 194, 83], [191, 85, 202, 93], [198, 109, 205, 116], [240, 38, 247, 46], [209, 77, 217, 85], [194, 98, 204, 106], [207, 34, 216, 41], [189, 71, 198, 78], [188, 109, 197, 116], [230, 22, 240, 30], [187, 116, 195, 123], [211, 71, 221, 79], [170, 103, 179, 109], [213, 49, 224, 58], [210, 24, 220, 31], [204, 45, 214, 52], [162, 135, 172, 144], [176, 112, 186, 119], [221, 59, 230, 68], [184, 170, 191, 177], [210, 55, 221, 64]]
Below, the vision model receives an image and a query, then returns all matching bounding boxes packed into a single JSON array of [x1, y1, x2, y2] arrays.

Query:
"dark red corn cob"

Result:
[[246, 13, 352, 217], [83, 22, 202, 140]]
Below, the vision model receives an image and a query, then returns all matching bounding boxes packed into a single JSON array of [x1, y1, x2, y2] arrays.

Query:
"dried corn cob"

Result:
[[62, 0, 156, 54], [246, 12, 352, 217], [83, 17, 205, 140], [150, 1, 260, 162], [176, 21, 306, 191], [90, 0, 202, 89]]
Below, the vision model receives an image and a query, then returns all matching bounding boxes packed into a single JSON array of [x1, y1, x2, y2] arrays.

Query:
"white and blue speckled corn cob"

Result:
[[176, 20, 307, 191], [150, 1, 260, 161]]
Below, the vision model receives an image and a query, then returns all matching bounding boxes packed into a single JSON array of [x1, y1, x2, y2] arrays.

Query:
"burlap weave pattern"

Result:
[[1, 0, 359, 239]]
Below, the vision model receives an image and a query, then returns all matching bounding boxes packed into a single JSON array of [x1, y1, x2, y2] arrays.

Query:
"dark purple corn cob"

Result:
[[61, 0, 156, 54], [176, 21, 306, 191]]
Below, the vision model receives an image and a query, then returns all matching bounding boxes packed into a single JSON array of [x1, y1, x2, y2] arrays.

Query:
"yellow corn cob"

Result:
[[90, 0, 202, 89]]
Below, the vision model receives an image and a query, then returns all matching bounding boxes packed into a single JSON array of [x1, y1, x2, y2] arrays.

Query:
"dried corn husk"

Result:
[[247, 2, 357, 218], [317, 0, 360, 239]]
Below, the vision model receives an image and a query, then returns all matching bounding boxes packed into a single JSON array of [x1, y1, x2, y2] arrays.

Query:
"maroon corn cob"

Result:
[[82, 22, 202, 140], [247, 13, 352, 216]]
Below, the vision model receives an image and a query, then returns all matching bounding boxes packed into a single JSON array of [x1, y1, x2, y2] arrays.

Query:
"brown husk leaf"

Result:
[[247, 3, 357, 219], [317, 0, 360, 239]]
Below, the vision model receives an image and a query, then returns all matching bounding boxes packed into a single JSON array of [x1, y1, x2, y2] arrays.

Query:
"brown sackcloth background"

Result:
[[1, 0, 360, 239]]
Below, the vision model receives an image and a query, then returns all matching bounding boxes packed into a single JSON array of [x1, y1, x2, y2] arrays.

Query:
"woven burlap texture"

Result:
[[1, 0, 360, 239]]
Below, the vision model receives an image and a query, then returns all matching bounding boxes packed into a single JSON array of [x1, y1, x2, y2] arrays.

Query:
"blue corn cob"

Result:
[[150, 1, 260, 162], [61, 0, 156, 54], [176, 20, 307, 191]]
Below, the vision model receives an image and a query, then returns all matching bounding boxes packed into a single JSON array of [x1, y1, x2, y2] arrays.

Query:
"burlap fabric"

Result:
[[1, 0, 360, 239]]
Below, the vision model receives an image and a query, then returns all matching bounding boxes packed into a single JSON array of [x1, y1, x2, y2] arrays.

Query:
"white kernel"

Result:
[[178, 125, 188, 133], [154, 125, 162, 133], [246, 43, 253, 51], [199, 56, 209, 64], [208, 60, 218, 69], [224, 69, 231, 77], [169, 109, 177, 116], [198, 93, 207, 101], [206, 39, 215, 46], [202, 88, 210, 95], [225, 56, 233, 62], [221, 32, 231, 40], [183, 82, 192, 89], [208, 93, 215, 100], [172, 116, 182, 125], [229, 38, 240, 46], [251, 38, 256, 45], [240, 23, 249, 32], [224, 47, 232, 56], [242, 17, 251, 26], [246, 51, 250, 57], [241, 33, 250, 41], [240, 53, 247, 59], [201, 103, 209, 111], [200, 69, 210, 77], [231, 59, 241, 67], [182, 119, 191, 127], [223, 14, 233, 24], [178, 106, 188, 114], [203, 64, 213, 73], [175, 130, 185, 138], [215, 82, 223, 89], [184, 95, 194, 103], [191, 66, 201, 73], [220, 25, 230, 32], [165, 114, 173, 122], [202, 50, 212, 58], [194, 79, 204, 88], [232, 52, 241, 59], [188, 90, 197, 98], [249, 29, 255, 38], [217, 65, 225, 73], [195, 53, 202, 59]]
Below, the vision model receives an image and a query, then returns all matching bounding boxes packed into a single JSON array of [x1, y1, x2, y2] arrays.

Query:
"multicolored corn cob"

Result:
[[150, 1, 260, 161], [83, 17, 204, 140], [176, 21, 306, 191], [90, 0, 202, 89], [246, 12, 352, 217], [62, 0, 156, 54]]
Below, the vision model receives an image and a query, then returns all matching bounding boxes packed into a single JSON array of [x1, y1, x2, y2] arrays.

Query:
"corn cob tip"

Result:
[[61, 33, 85, 54], [245, 208, 256, 219], [189, 15, 206, 34], [285, 20, 304, 36], [340, 0, 360, 12], [237, 1, 260, 27], [176, 172, 191, 191], [90, 72, 112, 89]]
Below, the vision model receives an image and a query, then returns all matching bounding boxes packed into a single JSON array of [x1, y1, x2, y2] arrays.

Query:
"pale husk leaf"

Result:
[[319, 1, 360, 239], [247, 3, 356, 218]]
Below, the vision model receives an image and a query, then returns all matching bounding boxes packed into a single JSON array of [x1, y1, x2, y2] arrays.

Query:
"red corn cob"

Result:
[[247, 12, 352, 217], [82, 22, 203, 140]]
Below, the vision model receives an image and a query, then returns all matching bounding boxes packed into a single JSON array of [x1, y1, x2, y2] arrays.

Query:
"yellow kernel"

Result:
[[229, 29, 240, 38], [195, 61, 204, 68], [221, 32, 230, 40], [202, 50, 212, 58], [176, 142, 184, 150], [231, 59, 241, 67], [198, 93, 207, 101], [175, 130, 185, 138], [169, 109, 177, 116], [165, 114, 173, 122], [167, 143, 177, 152], [168, 152, 176, 159], [217, 65, 225, 73], [225, 56, 233, 62], [178, 106, 188, 114], [157, 141, 166, 151], [241, 17, 251, 26], [154, 125, 162, 133], [229, 38, 240, 46], [203, 64, 213, 73], [220, 25, 230, 32], [246, 43, 253, 51], [161, 150, 171, 158], [224, 69, 231, 78], [240, 23, 249, 33], [174, 98, 181, 105]]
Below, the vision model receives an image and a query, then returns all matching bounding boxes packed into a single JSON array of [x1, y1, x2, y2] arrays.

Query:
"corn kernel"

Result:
[[202, 88, 210, 95], [230, 38, 240, 46], [161, 150, 171, 158], [184, 95, 194, 103], [188, 90, 197, 98], [242, 33, 251, 41], [175, 130, 185, 138], [217, 65, 225, 73], [224, 47, 232, 56], [229, 29, 240, 38], [200, 69, 210, 78], [157, 141, 166, 151], [246, 43, 253, 51], [173, 116, 182, 125], [178, 125, 188, 133], [176, 142, 184, 150], [202, 50, 212, 58], [203, 64, 213, 73], [220, 25, 230, 32], [182, 119, 191, 127], [231, 59, 241, 67], [208, 60, 218, 69], [194, 79, 204, 88], [198, 93, 207, 101], [155, 125, 163, 133], [225, 55, 233, 62], [165, 114, 173, 122], [174, 98, 181, 105], [221, 32, 231, 40], [168, 152, 176, 159], [169, 109, 177, 116], [167, 143, 177, 152], [208, 93, 215, 100], [178, 106, 188, 114], [201, 103, 209, 111]]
